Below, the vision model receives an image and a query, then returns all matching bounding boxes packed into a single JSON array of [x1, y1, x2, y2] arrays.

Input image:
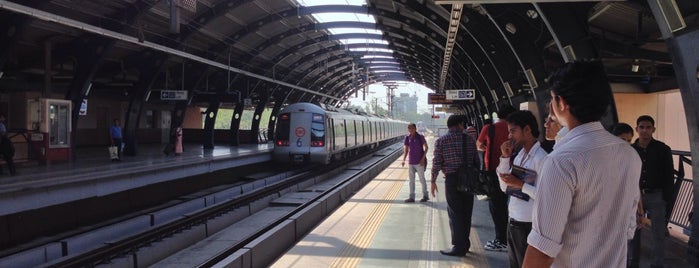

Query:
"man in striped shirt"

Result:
[[431, 115, 478, 256], [523, 61, 642, 267]]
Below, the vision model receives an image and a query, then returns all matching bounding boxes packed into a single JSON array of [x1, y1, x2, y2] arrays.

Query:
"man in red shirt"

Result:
[[477, 104, 515, 251]]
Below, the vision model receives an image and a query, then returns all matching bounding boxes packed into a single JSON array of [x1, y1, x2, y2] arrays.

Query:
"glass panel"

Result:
[[49, 103, 69, 147]]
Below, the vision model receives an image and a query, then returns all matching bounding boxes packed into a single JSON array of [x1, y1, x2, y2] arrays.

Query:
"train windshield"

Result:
[[311, 113, 325, 147], [276, 113, 290, 146]]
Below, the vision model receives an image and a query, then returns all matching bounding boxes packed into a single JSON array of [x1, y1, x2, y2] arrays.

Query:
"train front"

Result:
[[273, 104, 328, 164]]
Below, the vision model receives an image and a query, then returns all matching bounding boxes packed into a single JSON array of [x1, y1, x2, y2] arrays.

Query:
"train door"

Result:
[[289, 112, 312, 155], [327, 118, 334, 151], [361, 121, 365, 144]]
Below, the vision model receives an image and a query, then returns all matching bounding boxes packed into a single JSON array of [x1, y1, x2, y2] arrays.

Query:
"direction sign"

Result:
[[160, 90, 188, 100], [446, 89, 476, 100]]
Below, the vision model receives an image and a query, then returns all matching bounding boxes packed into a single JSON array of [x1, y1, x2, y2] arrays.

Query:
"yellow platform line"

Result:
[[330, 163, 405, 268]]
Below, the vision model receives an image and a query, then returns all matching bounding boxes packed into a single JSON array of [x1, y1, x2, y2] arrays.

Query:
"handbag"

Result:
[[456, 134, 491, 195], [108, 146, 119, 159]]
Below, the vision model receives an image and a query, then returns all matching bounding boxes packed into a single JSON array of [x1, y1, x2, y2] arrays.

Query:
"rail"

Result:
[[669, 150, 693, 235]]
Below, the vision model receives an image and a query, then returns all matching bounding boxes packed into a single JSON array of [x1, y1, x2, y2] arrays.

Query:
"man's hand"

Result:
[[401, 160, 405, 167], [501, 139, 513, 157], [499, 173, 524, 189], [420, 158, 426, 166], [430, 182, 438, 197]]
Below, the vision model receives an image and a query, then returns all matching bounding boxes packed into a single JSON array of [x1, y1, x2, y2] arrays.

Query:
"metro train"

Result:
[[273, 102, 406, 164]]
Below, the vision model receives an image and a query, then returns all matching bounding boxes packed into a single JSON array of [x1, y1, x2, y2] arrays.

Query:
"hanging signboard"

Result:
[[160, 90, 188, 100], [428, 93, 452, 104], [446, 89, 476, 100]]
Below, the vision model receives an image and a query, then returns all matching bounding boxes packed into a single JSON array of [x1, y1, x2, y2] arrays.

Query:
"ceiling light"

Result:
[[505, 23, 516, 34], [526, 10, 538, 19], [631, 60, 640, 73]]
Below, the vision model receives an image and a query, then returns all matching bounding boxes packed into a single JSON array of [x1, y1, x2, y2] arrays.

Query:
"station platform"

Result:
[[0, 143, 273, 216], [272, 138, 694, 268]]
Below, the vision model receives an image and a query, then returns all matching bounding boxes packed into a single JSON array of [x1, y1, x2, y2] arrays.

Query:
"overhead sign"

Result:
[[160, 90, 188, 100], [428, 93, 453, 105], [446, 89, 476, 100], [79, 99, 88, 115]]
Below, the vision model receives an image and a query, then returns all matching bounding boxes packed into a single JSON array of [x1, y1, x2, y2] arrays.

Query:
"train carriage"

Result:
[[274, 103, 406, 164]]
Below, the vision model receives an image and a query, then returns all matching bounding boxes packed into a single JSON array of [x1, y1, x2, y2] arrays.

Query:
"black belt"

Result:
[[509, 218, 532, 227], [641, 188, 662, 194]]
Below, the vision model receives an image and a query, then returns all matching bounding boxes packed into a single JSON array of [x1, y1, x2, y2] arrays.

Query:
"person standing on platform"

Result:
[[0, 114, 15, 175], [401, 123, 429, 203], [109, 118, 123, 161], [175, 126, 183, 156], [523, 61, 642, 267], [497, 110, 548, 268], [629, 115, 674, 268], [541, 103, 561, 153], [431, 115, 476, 257], [465, 122, 478, 139], [477, 104, 515, 252]]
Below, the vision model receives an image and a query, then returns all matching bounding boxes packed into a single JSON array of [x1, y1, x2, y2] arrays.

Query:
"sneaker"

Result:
[[419, 196, 429, 202], [404, 198, 415, 203], [484, 239, 507, 252]]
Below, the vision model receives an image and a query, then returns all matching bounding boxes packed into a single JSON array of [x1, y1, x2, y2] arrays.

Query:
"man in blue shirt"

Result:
[[109, 119, 123, 161]]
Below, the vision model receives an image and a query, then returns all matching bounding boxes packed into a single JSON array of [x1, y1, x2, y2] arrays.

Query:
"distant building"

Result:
[[392, 93, 418, 118]]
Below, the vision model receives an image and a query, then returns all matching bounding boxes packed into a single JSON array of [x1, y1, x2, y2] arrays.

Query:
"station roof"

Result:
[[0, 0, 697, 107]]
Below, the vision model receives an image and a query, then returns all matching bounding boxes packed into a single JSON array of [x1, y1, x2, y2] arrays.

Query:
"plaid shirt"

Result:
[[431, 128, 478, 182]]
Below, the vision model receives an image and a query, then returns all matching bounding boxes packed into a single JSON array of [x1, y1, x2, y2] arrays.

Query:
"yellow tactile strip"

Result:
[[329, 163, 404, 268], [329, 157, 490, 268]]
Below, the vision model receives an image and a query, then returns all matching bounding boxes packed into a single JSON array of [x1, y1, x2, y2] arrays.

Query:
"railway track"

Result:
[[30, 143, 401, 267]]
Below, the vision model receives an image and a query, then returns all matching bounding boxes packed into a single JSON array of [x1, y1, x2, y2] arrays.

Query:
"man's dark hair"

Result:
[[611, 122, 634, 136], [408, 123, 417, 128], [506, 110, 540, 138], [447, 114, 462, 128], [497, 104, 516, 119], [548, 61, 611, 123], [636, 115, 655, 127]]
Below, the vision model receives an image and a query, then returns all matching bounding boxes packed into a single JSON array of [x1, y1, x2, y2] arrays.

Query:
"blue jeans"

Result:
[[408, 164, 428, 199]]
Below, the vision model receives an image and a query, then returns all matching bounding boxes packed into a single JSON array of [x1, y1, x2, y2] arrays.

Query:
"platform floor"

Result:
[[272, 138, 693, 268], [0, 142, 273, 188]]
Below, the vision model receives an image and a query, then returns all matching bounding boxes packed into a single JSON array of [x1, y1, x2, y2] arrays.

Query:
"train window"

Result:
[[275, 113, 290, 146], [346, 120, 355, 146], [310, 113, 325, 147]]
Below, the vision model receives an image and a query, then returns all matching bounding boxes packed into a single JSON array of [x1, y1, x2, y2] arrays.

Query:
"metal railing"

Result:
[[669, 150, 694, 234]]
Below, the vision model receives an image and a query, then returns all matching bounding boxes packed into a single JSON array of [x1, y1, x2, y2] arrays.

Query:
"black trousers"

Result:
[[0, 152, 15, 175], [507, 218, 532, 268], [487, 172, 509, 242], [444, 172, 475, 251]]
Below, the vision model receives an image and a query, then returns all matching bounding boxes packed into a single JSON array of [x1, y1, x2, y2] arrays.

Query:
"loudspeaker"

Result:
[[652, 0, 686, 38]]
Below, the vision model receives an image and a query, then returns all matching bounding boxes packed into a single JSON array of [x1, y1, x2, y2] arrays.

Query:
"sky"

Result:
[[345, 82, 435, 114]]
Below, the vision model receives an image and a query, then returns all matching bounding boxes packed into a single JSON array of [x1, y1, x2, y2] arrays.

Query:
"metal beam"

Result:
[[435, 0, 623, 4], [439, 4, 463, 92], [0, 0, 340, 102]]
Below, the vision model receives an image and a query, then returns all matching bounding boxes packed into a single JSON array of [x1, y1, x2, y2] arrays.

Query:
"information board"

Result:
[[446, 89, 476, 100], [428, 93, 453, 104], [161, 90, 188, 101]]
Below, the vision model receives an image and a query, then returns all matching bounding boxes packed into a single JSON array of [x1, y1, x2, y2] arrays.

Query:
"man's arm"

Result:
[[661, 144, 675, 202], [402, 145, 409, 167], [476, 125, 489, 151], [421, 136, 428, 165], [522, 245, 554, 268]]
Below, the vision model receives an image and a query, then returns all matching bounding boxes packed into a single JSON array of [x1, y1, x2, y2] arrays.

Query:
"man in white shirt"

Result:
[[523, 61, 642, 268], [497, 110, 548, 268]]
